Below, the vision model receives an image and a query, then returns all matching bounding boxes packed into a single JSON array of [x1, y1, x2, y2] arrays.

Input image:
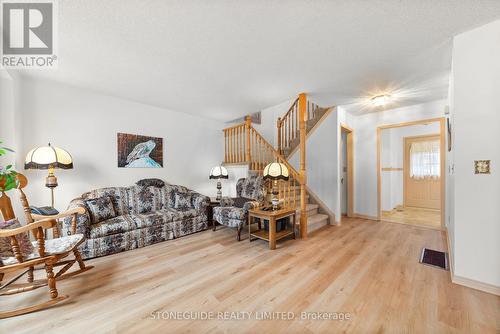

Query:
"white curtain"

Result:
[[410, 141, 440, 179]]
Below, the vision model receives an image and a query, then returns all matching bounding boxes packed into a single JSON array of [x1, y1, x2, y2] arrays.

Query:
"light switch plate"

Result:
[[474, 160, 490, 174]]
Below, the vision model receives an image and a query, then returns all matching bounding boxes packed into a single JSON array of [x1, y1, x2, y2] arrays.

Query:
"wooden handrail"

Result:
[[277, 97, 299, 126], [277, 95, 323, 158], [249, 127, 301, 181], [222, 122, 246, 131]]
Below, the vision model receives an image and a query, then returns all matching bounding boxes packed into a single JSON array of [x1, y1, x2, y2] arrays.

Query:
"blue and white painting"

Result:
[[117, 133, 163, 168]]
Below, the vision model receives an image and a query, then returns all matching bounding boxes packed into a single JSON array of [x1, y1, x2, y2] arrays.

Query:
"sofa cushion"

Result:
[[83, 187, 130, 216], [213, 206, 246, 221], [161, 184, 189, 209], [232, 197, 253, 208], [89, 212, 176, 239], [161, 207, 199, 221], [0, 218, 35, 264], [84, 196, 117, 224], [174, 192, 192, 210], [89, 215, 137, 239], [236, 176, 266, 201], [128, 185, 162, 214]]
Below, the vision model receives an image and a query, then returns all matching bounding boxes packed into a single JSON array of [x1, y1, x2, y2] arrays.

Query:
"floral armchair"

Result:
[[213, 175, 266, 241]]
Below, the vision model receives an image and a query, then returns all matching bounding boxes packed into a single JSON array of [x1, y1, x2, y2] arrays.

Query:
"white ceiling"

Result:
[[15, 0, 500, 120]]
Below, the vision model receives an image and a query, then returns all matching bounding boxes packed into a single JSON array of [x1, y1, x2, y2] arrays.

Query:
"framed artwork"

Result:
[[474, 160, 490, 174], [117, 133, 163, 168]]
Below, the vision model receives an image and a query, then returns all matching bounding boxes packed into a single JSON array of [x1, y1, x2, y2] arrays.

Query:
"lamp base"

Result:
[[216, 181, 222, 201], [45, 170, 58, 208], [271, 180, 279, 211]]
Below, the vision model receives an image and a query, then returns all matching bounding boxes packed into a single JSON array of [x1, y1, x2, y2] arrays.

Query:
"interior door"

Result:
[[341, 132, 348, 214], [404, 135, 441, 210]]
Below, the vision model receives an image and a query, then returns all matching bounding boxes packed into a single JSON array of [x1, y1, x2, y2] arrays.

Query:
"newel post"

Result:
[[298, 93, 307, 238], [277, 117, 282, 155], [245, 116, 252, 162]]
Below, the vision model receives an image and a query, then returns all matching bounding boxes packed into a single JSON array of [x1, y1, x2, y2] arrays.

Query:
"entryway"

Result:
[[377, 118, 445, 229]]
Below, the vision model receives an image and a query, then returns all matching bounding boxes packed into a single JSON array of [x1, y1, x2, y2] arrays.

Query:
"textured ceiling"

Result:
[[14, 0, 500, 120]]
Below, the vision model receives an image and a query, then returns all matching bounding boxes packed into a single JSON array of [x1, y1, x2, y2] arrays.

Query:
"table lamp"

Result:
[[263, 162, 289, 210], [24, 143, 73, 208], [209, 165, 228, 201]]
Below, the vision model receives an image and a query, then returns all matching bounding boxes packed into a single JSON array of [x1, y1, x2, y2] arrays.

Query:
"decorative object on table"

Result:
[[24, 143, 73, 208], [263, 162, 289, 210], [117, 133, 163, 168], [209, 165, 228, 201], [474, 160, 490, 174], [212, 175, 266, 241], [248, 207, 296, 250]]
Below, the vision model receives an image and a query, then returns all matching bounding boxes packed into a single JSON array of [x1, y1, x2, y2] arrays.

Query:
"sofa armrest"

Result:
[[61, 198, 91, 237], [243, 200, 261, 213], [190, 192, 210, 212], [219, 197, 235, 207]]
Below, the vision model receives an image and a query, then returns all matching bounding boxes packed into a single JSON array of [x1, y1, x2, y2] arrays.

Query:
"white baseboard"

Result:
[[444, 227, 499, 296], [451, 275, 500, 296], [353, 213, 379, 221], [444, 227, 455, 278]]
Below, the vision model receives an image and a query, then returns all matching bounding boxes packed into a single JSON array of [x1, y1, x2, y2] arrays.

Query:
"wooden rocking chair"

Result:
[[0, 174, 93, 318]]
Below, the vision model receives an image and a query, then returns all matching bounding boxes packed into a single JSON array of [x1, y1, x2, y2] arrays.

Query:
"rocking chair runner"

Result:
[[0, 174, 93, 318]]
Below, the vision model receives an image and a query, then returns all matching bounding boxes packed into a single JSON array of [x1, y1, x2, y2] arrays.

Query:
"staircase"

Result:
[[222, 93, 331, 237], [278, 98, 331, 158], [288, 185, 329, 235]]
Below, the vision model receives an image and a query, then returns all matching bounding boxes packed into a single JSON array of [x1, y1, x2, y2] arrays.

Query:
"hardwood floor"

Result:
[[382, 207, 442, 229], [3, 218, 499, 333]]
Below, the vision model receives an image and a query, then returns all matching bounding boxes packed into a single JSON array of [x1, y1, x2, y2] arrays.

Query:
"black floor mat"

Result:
[[419, 248, 449, 270]]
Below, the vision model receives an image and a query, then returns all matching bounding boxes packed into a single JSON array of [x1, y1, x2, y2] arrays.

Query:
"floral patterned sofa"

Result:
[[213, 175, 266, 240], [62, 179, 209, 259]]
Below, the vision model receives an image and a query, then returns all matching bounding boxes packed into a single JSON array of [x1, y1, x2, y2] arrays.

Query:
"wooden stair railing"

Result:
[[277, 95, 330, 158], [222, 114, 308, 238], [223, 121, 248, 164]]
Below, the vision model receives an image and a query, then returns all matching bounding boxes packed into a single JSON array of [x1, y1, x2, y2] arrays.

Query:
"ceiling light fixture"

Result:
[[371, 94, 391, 107]]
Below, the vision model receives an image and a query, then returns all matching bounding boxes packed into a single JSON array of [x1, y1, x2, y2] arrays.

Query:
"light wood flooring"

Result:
[[382, 207, 442, 229], [2, 218, 499, 333]]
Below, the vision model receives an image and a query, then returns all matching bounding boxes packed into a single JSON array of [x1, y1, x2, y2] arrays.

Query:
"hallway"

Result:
[[382, 207, 441, 229]]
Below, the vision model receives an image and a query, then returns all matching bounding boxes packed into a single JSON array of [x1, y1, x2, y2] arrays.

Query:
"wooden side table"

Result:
[[208, 199, 220, 231], [248, 207, 296, 250]]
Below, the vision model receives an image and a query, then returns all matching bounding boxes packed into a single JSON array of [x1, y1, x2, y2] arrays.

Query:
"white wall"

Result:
[[380, 123, 440, 211], [0, 69, 15, 166], [450, 19, 500, 288], [348, 99, 448, 218], [254, 99, 293, 146], [15, 78, 225, 211], [288, 108, 340, 220]]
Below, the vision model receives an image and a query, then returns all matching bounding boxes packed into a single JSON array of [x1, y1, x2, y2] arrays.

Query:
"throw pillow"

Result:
[[84, 196, 117, 223], [174, 193, 192, 210], [136, 178, 165, 188], [0, 218, 36, 262]]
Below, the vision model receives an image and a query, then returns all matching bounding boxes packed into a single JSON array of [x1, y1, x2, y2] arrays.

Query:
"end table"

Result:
[[248, 207, 296, 250], [208, 198, 220, 231]]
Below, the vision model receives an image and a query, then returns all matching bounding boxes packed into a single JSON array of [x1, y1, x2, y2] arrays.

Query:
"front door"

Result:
[[404, 135, 441, 210]]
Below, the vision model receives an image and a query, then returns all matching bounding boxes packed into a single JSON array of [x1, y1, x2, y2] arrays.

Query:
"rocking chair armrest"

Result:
[[31, 207, 86, 221], [0, 218, 55, 237]]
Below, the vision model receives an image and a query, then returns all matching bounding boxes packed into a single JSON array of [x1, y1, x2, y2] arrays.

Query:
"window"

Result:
[[409, 140, 440, 179]]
